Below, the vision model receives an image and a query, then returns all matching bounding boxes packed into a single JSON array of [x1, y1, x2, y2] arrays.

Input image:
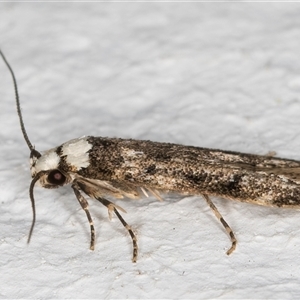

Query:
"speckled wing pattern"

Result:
[[73, 136, 300, 208]]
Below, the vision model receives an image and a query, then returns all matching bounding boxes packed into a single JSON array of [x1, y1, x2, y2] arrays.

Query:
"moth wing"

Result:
[[258, 167, 300, 183], [226, 161, 300, 184]]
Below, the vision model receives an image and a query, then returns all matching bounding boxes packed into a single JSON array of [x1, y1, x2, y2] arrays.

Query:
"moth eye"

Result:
[[47, 170, 66, 185]]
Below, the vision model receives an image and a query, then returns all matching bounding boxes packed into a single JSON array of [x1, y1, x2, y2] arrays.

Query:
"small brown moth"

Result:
[[2, 49, 299, 262]]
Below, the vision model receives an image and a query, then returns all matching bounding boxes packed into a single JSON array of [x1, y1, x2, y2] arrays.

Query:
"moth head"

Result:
[[27, 147, 73, 246], [30, 148, 72, 189]]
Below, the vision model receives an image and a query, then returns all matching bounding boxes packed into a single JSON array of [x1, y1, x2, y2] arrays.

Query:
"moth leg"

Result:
[[202, 194, 237, 255], [72, 184, 96, 250], [96, 197, 138, 263]]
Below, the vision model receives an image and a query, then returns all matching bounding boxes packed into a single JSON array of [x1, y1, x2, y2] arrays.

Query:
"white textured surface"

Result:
[[1, 3, 300, 299]]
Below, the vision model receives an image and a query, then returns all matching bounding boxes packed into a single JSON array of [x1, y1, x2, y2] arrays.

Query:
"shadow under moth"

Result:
[[2, 49, 300, 262]]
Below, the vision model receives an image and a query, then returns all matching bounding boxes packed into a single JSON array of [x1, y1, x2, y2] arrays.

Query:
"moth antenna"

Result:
[[0, 49, 35, 152], [1, 49, 42, 243], [28, 171, 46, 243]]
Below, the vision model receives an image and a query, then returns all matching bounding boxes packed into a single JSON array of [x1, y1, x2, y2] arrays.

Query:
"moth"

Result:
[[2, 49, 300, 263]]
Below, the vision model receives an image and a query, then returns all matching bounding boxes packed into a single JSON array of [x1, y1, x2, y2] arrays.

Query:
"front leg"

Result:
[[72, 182, 96, 250]]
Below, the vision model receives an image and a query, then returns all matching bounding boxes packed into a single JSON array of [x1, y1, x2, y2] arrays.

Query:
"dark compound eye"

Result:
[[47, 170, 66, 186]]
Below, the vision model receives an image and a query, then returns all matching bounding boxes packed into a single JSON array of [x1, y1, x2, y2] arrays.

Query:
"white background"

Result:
[[1, 3, 300, 299]]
